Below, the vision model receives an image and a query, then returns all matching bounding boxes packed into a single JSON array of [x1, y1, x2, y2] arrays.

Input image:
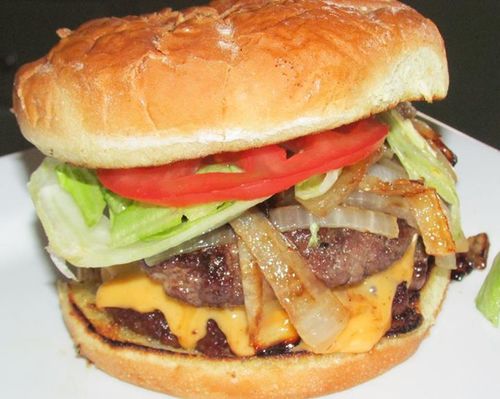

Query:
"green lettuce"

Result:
[[197, 164, 242, 174], [182, 202, 227, 222], [380, 110, 466, 247], [103, 189, 131, 215], [55, 164, 106, 227], [476, 252, 500, 327], [110, 203, 183, 247], [307, 222, 320, 248], [29, 158, 267, 268]]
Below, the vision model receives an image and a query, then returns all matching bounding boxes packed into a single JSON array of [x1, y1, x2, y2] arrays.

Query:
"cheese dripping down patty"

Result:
[[96, 236, 417, 356]]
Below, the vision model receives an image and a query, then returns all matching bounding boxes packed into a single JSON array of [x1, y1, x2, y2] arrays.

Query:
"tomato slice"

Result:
[[97, 118, 388, 206]]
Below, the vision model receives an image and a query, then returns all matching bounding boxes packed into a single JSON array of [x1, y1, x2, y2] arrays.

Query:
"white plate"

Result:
[[1, 116, 499, 399]]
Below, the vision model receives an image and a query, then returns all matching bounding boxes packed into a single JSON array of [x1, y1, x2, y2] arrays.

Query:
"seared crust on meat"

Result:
[[13, 0, 447, 168], [58, 266, 450, 399]]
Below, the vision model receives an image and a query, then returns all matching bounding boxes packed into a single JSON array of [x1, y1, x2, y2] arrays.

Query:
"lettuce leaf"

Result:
[[380, 110, 466, 248], [197, 164, 242, 174], [380, 110, 457, 203], [307, 222, 320, 248], [476, 252, 500, 327], [110, 203, 183, 247], [29, 158, 267, 267], [103, 189, 131, 214], [55, 164, 106, 227]]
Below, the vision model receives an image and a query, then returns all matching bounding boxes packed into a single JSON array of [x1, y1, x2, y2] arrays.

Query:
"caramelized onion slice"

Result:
[[360, 178, 456, 256], [345, 191, 417, 228], [359, 176, 427, 196], [408, 191, 455, 255], [238, 239, 268, 343], [269, 205, 399, 238], [238, 240, 298, 349], [230, 209, 348, 353]]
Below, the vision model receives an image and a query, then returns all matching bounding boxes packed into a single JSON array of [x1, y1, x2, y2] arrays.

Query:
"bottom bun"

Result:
[[58, 266, 450, 399]]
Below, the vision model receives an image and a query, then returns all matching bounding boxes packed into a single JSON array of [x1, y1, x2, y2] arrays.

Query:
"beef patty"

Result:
[[143, 220, 417, 307]]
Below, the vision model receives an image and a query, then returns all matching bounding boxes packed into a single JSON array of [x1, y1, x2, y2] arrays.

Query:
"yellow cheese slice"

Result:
[[331, 235, 417, 353], [96, 271, 254, 356]]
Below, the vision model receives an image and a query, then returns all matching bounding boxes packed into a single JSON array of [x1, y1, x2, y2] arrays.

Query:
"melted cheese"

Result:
[[96, 271, 254, 356], [331, 236, 417, 353], [252, 299, 298, 349], [96, 236, 416, 356]]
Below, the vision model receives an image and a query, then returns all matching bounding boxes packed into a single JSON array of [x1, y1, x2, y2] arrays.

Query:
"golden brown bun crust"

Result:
[[58, 266, 450, 399], [14, 0, 448, 168]]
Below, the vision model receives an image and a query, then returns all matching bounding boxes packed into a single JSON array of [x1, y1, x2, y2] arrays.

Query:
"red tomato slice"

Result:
[[97, 118, 388, 206]]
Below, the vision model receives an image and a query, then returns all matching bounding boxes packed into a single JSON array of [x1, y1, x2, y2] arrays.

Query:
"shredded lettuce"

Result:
[[476, 252, 500, 327], [110, 203, 183, 247], [103, 189, 131, 215], [380, 110, 466, 248], [197, 164, 242, 174], [183, 201, 229, 222], [55, 164, 106, 227], [52, 161, 240, 248], [29, 158, 267, 268], [308, 222, 320, 248]]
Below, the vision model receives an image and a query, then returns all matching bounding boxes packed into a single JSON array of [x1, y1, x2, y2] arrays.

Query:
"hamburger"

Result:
[[13, 0, 468, 397]]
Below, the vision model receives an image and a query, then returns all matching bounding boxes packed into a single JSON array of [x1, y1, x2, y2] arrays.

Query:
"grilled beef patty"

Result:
[[106, 309, 233, 357], [143, 220, 417, 307], [143, 244, 244, 307], [283, 220, 416, 288]]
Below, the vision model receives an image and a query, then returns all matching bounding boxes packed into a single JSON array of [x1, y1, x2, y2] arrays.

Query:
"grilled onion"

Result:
[[238, 239, 269, 344], [412, 118, 458, 168], [408, 191, 455, 255], [360, 177, 456, 256], [435, 254, 457, 270], [268, 205, 399, 238], [238, 240, 298, 349], [230, 209, 348, 353], [367, 158, 408, 182], [344, 191, 417, 227], [297, 148, 385, 217]]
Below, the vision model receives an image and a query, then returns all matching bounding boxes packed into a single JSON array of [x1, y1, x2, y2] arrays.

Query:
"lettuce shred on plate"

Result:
[[476, 252, 500, 327]]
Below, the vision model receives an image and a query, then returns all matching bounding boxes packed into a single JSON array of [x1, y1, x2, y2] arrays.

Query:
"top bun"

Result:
[[13, 0, 448, 168]]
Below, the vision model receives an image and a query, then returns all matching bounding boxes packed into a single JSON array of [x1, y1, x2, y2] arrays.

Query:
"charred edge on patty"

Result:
[[452, 233, 490, 281], [67, 288, 318, 360], [385, 283, 423, 336]]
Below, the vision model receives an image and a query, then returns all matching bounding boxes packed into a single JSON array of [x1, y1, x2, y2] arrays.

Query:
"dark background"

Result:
[[1, 0, 499, 156]]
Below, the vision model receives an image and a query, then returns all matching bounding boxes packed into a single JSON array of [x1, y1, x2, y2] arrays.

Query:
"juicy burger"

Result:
[[13, 0, 467, 398]]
